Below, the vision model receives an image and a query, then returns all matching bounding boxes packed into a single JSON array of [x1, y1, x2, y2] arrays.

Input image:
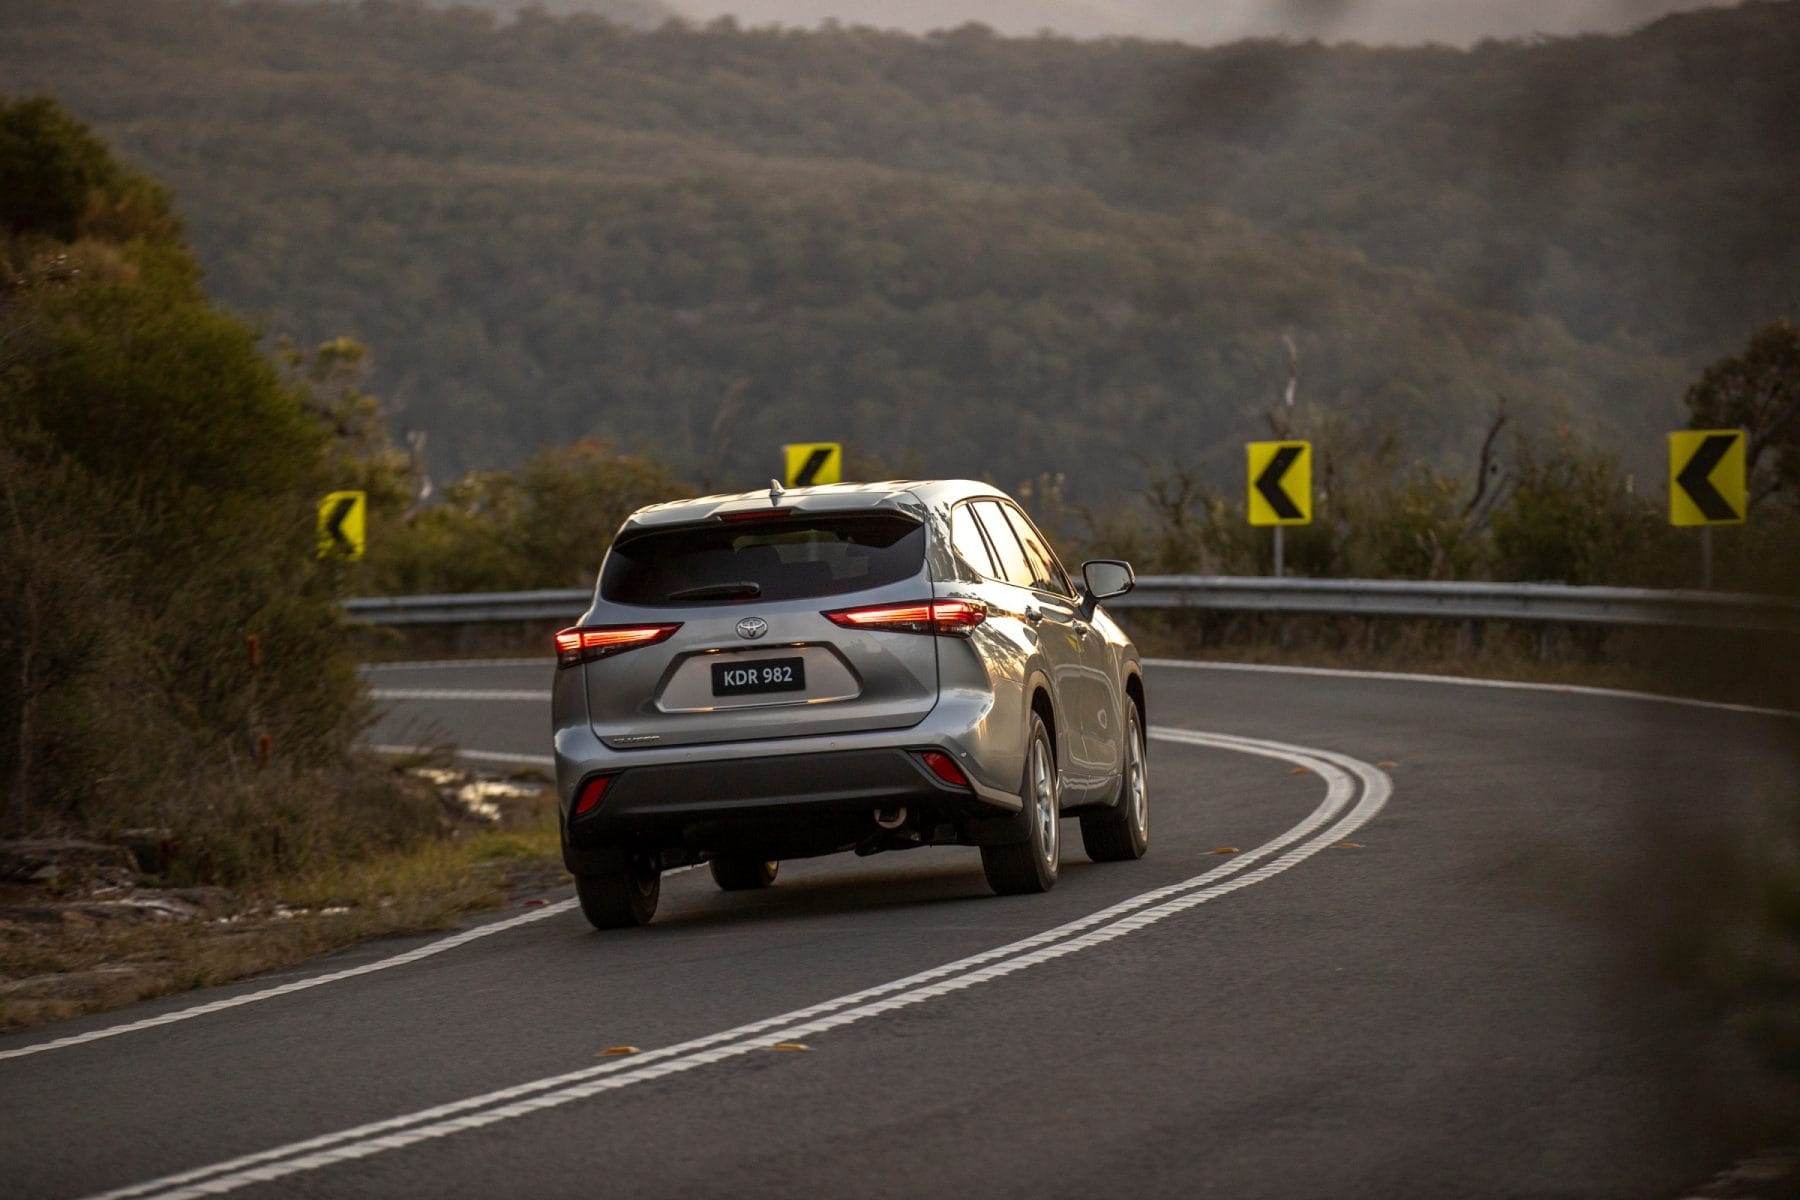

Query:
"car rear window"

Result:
[[601, 513, 926, 605]]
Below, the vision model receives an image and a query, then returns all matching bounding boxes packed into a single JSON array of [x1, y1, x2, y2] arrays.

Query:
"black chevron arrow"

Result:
[[793, 448, 833, 487], [323, 496, 357, 555], [1254, 445, 1305, 521], [1675, 433, 1741, 522]]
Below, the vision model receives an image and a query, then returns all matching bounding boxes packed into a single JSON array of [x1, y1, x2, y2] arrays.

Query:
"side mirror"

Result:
[[1082, 559, 1135, 601]]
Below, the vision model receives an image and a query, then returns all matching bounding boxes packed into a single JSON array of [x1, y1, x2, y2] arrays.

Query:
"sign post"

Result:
[[783, 443, 843, 488], [1247, 440, 1312, 578], [1667, 430, 1746, 588]]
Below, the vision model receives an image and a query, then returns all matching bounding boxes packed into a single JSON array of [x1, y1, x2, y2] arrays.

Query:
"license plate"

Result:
[[711, 657, 806, 697]]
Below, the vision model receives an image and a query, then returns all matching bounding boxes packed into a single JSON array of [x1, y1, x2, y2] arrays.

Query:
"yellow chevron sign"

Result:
[[1668, 430, 1746, 526], [1247, 441, 1311, 526], [317, 490, 367, 560], [783, 443, 843, 488]]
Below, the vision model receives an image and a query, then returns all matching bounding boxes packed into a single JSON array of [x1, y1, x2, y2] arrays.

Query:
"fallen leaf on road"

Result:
[[1290, 766, 1310, 775], [599, 1046, 639, 1056], [521, 898, 549, 908], [1334, 842, 1364, 849], [1213, 846, 1240, 855], [772, 1043, 809, 1052], [1377, 760, 1398, 769]]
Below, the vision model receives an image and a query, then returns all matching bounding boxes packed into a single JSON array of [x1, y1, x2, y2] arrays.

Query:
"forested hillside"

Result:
[[0, 0, 1791, 497]]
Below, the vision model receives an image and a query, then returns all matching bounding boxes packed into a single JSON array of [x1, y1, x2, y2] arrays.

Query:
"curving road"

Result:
[[1, 659, 1791, 1198]]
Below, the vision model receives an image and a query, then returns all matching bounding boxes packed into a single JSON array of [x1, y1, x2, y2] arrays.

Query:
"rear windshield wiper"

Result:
[[665, 581, 763, 601]]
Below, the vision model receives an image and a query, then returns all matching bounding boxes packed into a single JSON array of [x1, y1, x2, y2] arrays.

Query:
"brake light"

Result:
[[573, 775, 612, 816], [822, 600, 986, 637], [718, 509, 791, 522], [553, 623, 681, 668], [919, 751, 970, 789]]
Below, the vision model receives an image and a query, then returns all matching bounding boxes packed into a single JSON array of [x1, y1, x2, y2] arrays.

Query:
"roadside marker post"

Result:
[[1668, 429, 1746, 588], [1247, 441, 1312, 578], [783, 443, 843, 488], [317, 490, 367, 561]]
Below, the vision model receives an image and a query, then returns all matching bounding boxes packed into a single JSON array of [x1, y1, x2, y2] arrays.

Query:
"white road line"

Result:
[[367, 688, 546, 702], [0, 901, 578, 1064], [84, 730, 1390, 1200], [361, 658, 552, 671], [368, 744, 554, 768], [1146, 657, 1800, 720]]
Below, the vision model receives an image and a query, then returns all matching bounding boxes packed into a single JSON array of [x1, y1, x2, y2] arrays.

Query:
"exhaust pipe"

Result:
[[873, 806, 907, 830]]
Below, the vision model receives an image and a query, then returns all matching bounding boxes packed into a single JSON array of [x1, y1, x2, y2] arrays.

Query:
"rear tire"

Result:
[[1081, 701, 1149, 863], [982, 714, 1060, 895], [710, 856, 779, 891], [575, 859, 660, 929]]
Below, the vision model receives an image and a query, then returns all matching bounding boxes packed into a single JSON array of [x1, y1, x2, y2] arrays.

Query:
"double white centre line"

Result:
[[86, 729, 1391, 1200]]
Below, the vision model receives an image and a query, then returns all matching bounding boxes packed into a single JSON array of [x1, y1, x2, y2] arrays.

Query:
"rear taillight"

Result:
[[822, 599, 987, 637], [554, 623, 681, 668]]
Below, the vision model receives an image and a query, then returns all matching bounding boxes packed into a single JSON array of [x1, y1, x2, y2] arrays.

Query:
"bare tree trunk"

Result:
[[699, 378, 749, 492]]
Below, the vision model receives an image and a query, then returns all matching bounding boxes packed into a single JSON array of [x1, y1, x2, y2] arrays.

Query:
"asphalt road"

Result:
[[3, 659, 1791, 1199]]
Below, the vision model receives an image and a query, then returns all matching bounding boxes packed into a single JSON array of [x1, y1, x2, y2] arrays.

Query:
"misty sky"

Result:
[[664, 0, 1733, 44]]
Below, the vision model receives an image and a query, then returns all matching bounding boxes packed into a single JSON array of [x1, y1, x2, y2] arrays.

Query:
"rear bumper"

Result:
[[561, 745, 1024, 870]]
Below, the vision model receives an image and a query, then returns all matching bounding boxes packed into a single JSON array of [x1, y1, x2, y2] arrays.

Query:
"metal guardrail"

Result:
[[1111, 577, 1800, 634], [346, 578, 1800, 636], [345, 588, 594, 626]]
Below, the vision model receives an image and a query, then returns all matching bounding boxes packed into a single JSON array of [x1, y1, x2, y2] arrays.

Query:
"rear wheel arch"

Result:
[[1029, 683, 1058, 774], [1125, 669, 1146, 736]]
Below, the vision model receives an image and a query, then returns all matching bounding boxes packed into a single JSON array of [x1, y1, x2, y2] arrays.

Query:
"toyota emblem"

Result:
[[736, 617, 769, 640]]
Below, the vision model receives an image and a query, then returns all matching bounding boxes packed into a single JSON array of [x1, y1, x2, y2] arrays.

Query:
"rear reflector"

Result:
[[574, 775, 612, 816], [554, 623, 681, 668], [822, 599, 986, 637], [919, 751, 970, 789]]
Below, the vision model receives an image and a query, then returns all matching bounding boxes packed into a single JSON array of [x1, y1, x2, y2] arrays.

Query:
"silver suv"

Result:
[[551, 479, 1148, 929]]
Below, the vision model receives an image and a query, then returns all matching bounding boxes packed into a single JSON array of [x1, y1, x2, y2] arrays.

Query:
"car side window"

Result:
[[949, 503, 998, 578], [1001, 504, 1074, 598], [971, 501, 1038, 590]]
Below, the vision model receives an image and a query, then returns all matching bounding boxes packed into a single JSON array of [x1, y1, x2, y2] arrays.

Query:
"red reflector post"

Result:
[[919, 751, 970, 789], [574, 776, 612, 816]]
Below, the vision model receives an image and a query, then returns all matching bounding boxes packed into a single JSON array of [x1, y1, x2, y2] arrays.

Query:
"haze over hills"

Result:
[[669, 0, 1726, 43], [406, 0, 672, 23], [0, 0, 1790, 500]]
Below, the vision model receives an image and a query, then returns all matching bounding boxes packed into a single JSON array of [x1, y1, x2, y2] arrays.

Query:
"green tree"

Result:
[[1487, 430, 1665, 585], [1684, 319, 1800, 513], [364, 438, 690, 594], [0, 94, 177, 244], [0, 97, 386, 857]]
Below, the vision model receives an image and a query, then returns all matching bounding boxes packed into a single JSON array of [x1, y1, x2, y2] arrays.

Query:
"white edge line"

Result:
[[369, 744, 554, 768], [361, 658, 553, 671], [87, 731, 1389, 1200], [1145, 657, 1800, 720], [0, 901, 579, 1063], [367, 689, 546, 702]]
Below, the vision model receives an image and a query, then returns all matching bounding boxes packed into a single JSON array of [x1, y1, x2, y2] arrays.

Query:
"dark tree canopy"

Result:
[[0, 96, 363, 845], [0, 1, 1792, 500], [1685, 320, 1800, 512]]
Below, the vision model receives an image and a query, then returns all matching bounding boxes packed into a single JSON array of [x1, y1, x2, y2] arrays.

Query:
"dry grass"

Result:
[[0, 798, 563, 1034]]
